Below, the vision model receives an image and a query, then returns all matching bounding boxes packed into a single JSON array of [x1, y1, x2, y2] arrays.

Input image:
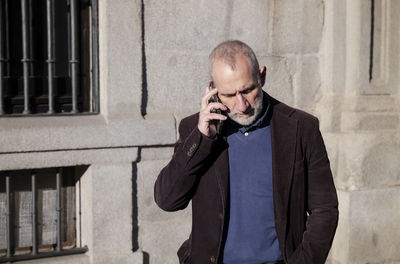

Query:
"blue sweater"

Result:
[[222, 94, 283, 264]]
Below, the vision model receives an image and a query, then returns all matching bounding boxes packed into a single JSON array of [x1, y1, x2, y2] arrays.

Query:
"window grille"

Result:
[[0, 166, 88, 263], [0, 0, 99, 116]]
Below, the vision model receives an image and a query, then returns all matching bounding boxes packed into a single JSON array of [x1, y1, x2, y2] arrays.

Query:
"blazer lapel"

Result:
[[270, 103, 298, 251]]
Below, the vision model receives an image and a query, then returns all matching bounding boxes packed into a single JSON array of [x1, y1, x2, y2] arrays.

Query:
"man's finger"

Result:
[[203, 113, 227, 122], [205, 102, 227, 113], [201, 87, 219, 109]]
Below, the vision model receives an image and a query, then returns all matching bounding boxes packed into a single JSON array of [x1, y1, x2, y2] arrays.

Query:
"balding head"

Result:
[[209, 40, 261, 86]]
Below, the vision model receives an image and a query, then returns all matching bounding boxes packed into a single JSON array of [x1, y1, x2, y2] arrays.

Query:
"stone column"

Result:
[[323, 1, 400, 263]]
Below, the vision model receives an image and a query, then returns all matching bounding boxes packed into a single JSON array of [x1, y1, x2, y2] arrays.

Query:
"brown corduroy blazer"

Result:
[[154, 95, 338, 264]]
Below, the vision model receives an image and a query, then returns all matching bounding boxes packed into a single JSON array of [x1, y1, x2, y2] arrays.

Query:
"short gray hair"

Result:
[[209, 40, 261, 85]]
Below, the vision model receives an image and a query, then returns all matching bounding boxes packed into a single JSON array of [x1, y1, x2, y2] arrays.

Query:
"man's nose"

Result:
[[236, 94, 248, 112]]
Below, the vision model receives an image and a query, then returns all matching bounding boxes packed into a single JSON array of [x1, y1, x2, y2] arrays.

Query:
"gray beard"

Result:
[[228, 95, 263, 126]]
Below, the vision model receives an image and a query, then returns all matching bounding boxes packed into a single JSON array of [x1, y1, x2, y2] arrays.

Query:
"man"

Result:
[[154, 40, 338, 264]]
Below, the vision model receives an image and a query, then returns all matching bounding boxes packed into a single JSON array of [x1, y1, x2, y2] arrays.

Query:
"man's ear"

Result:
[[259, 66, 266, 87]]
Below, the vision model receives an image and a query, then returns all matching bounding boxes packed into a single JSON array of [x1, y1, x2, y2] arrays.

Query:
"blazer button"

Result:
[[210, 256, 216, 263], [218, 212, 223, 220]]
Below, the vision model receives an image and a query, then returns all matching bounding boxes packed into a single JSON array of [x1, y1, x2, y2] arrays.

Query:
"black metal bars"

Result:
[[21, 0, 31, 114], [70, 0, 79, 113], [0, 247, 88, 263], [0, 0, 5, 114], [91, 0, 99, 113], [0, 0, 99, 116], [1, 168, 88, 263], [5, 175, 12, 258], [31, 172, 37, 255], [0, 0, 9, 115], [46, 0, 55, 113], [56, 169, 62, 251]]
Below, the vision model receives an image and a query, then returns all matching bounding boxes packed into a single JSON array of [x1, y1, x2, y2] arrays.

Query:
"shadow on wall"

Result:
[[141, 0, 148, 118], [132, 162, 150, 264], [143, 251, 150, 264], [132, 162, 139, 252]]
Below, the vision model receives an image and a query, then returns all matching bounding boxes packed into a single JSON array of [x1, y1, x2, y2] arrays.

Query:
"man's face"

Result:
[[212, 55, 263, 126]]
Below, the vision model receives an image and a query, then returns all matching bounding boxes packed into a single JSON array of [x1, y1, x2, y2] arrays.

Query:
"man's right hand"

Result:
[[197, 85, 228, 138]]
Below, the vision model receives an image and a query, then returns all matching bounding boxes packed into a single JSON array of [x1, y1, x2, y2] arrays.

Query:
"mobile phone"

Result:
[[209, 81, 221, 114], [209, 81, 224, 134]]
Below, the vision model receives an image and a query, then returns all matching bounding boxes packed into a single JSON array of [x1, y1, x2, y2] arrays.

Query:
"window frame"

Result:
[[0, 0, 99, 117], [0, 166, 88, 263]]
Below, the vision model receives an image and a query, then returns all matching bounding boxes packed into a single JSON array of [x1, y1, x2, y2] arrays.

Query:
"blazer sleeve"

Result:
[[288, 118, 339, 264], [154, 115, 218, 212]]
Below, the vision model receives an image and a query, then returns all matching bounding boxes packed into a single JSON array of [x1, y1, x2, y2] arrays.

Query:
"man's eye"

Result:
[[242, 86, 256, 94]]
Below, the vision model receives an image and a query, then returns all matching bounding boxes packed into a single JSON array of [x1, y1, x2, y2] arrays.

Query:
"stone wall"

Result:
[[0, 0, 399, 264], [323, 1, 400, 263]]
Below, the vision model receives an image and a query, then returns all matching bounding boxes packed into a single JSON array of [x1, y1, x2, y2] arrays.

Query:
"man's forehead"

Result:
[[212, 57, 252, 78], [213, 54, 251, 70]]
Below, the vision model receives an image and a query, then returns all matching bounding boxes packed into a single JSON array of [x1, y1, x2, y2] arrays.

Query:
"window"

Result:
[[0, 166, 88, 262], [0, 0, 99, 116]]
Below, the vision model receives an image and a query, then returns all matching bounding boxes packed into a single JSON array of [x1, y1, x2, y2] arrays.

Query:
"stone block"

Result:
[[90, 164, 135, 257], [341, 112, 399, 131], [359, 114, 399, 130], [140, 218, 192, 264], [140, 147, 175, 161], [145, 0, 271, 53], [108, 114, 177, 146], [343, 95, 397, 113], [0, 114, 177, 153], [137, 160, 192, 222], [92, 251, 144, 264], [145, 51, 209, 114], [137, 159, 192, 263], [79, 164, 144, 263], [336, 132, 400, 190], [145, 0, 229, 52], [291, 55, 321, 112], [329, 190, 350, 264], [348, 188, 400, 263], [331, 188, 400, 264], [321, 132, 340, 181], [100, 0, 143, 116], [271, 0, 324, 54], [174, 112, 198, 139], [0, 147, 138, 171], [315, 95, 343, 133], [319, 0, 347, 95], [21, 254, 90, 264], [228, 1, 272, 54], [360, 140, 400, 188], [259, 55, 294, 106]]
